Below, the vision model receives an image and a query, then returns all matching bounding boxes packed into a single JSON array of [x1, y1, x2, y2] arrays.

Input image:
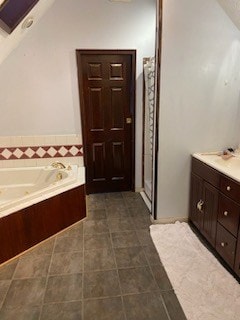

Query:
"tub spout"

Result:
[[51, 162, 66, 169]]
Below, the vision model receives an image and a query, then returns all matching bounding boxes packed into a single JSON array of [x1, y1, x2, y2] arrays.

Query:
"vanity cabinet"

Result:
[[190, 159, 219, 246], [190, 157, 240, 276]]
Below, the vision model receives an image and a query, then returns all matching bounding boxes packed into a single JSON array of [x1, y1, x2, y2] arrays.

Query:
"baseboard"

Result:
[[135, 187, 144, 192], [140, 191, 151, 211], [151, 216, 189, 224]]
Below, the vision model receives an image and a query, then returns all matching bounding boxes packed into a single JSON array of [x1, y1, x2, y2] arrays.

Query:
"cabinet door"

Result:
[[202, 182, 219, 246], [190, 173, 204, 230]]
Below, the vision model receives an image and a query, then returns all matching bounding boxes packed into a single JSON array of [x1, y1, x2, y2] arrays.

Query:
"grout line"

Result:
[[38, 235, 57, 320], [107, 196, 128, 320], [160, 294, 172, 320]]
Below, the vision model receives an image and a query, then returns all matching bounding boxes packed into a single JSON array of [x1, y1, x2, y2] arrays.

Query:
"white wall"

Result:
[[0, 0, 156, 189], [0, 0, 56, 65], [156, 0, 240, 220]]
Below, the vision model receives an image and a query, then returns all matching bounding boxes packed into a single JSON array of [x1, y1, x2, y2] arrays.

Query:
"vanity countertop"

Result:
[[193, 153, 240, 183]]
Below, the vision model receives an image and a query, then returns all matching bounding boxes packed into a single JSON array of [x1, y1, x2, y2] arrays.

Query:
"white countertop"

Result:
[[193, 153, 240, 183]]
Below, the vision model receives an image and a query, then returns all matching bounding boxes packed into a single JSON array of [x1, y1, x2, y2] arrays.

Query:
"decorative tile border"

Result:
[[0, 145, 83, 160]]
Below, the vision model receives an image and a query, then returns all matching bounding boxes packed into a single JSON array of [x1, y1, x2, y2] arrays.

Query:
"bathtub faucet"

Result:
[[51, 162, 66, 169]]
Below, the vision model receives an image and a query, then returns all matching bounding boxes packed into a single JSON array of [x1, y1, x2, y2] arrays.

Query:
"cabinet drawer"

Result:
[[218, 194, 240, 237], [216, 223, 237, 268], [192, 158, 220, 188], [220, 175, 240, 203]]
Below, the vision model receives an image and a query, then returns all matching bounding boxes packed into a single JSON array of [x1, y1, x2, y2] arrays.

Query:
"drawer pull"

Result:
[[226, 186, 231, 191], [221, 242, 227, 247], [223, 211, 228, 217]]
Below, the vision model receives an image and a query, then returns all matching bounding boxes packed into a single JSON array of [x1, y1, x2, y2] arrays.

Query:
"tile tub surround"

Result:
[[0, 192, 186, 320], [0, 134, 84, 168]]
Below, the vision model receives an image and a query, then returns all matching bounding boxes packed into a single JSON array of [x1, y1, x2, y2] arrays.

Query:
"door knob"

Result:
[[126, 117, 132, 124]]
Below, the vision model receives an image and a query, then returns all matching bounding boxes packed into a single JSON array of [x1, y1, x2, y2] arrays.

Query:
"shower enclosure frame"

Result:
[[142, 0, 162, 220]]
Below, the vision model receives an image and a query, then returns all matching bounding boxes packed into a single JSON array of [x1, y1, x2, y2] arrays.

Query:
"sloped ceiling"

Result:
[[0, 0, 56, 65], [217, 0, 240, 30]]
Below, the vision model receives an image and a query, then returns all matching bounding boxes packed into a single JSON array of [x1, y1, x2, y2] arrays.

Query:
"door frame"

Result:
[[76, 49, 136, 193], [152, 0, 163, 219]]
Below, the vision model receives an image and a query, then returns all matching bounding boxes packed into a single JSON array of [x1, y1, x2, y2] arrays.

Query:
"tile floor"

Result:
[[0, 191, 187, 320]]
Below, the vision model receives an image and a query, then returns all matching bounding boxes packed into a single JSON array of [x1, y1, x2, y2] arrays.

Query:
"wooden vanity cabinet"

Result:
[[190, 159, 219, 247], [190, 157, 240, 277]]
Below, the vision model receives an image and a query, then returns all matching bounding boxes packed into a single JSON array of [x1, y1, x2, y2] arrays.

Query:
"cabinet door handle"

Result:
[[223, 211, 228, 217], [221, 242, 227, 247], [197, 200, 204, 212], [226, 186, 231, 191]]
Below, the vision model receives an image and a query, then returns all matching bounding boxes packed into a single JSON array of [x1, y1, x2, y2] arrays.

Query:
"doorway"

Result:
[[76, 50, 136, 194]]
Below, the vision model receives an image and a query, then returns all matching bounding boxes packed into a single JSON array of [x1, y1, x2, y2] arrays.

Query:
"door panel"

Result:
[[77, 50, 135, 193], [88, 88, 104, 131], [110, 88, 124, 129], [92, 143, 106, 182], [202, 181, 218, 246], [190, 173, 204, 230]]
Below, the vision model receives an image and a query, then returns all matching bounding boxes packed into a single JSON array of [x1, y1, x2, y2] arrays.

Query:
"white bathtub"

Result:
[[0, 165, 85, 218]]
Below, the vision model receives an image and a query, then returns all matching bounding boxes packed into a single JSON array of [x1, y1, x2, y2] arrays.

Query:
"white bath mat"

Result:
[[150, 222, 240, 320]]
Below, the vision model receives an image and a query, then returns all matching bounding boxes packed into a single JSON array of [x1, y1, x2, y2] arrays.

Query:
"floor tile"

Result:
[[87, 196, 106, 210], [13, 254, 51, 279], [118, 267, 158, 294], [0, 306, 41, 320], [83, 270, 120, 299], [87, 209, 107, 220], [134, 217, 152, 230], [40, 301, 82, 320], [3, 278, 46, 307], [0, 260, 18, 280], [123, 292, 169, 320], [108, 218, 135, 232], [49, 252, 83, 275], [57, 223, 83, 238], [44, 274, 82, 303], [128, 206, 150, 217], [84, 248, 116, 271], [84, 233, 112, 250], [88, 194, 106, 202], [0, 280, 11, 308], [162, 291, 187, 320], [111, 231, 140, 248], [121, 192, 141, 199], [83, 219, 109, 234], [114, 246, 148, 269], [150, 265, 173, 291], [124, 197, 146, 208], [136, 230, 154, 246], [106, 206, 129, 219], [105, 192, 123, 200], [143, 245, 162, 265], [106, 199, 126, 209], [24, 239, 55, 257], [83, 297, 125, 320], [54, 236, 83, 253]]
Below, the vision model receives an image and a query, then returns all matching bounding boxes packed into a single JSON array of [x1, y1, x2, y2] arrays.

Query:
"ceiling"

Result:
[[217, 0, 240, 30]]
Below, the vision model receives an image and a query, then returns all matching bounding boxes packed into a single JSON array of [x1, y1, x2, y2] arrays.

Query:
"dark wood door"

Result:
[[76, 50, 136, 194]]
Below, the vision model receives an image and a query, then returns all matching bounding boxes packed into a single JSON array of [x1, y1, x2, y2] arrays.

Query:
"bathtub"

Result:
[[0, 164, 86, 264], [0, 164, 85, 218]]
